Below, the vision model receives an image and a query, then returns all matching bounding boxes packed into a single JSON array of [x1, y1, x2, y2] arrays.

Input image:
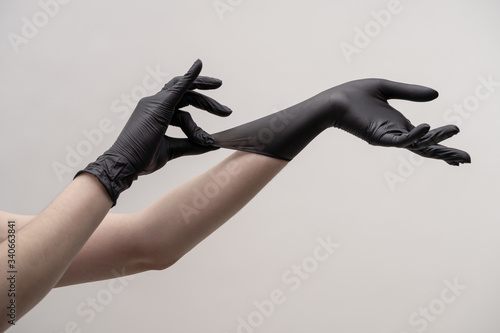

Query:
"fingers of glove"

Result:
[[189, 76, 223, 90], [161, 60, 203, 100], [150, 59, 203, 125], [164, 75, 222, 91], [379, 123, 430, 147], [177, 90, 232, 117], [408, 144, 471, 166], [163, 136, 220, 161], [171, 59, 203, 94], [170, 110, 215, 146], [162, 76, 222, 90], [379, 79, 439, 102], [409, 125, 460, 149]]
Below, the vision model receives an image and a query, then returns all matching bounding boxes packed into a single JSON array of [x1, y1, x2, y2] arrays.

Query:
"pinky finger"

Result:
[[408, 144, 471, 165]]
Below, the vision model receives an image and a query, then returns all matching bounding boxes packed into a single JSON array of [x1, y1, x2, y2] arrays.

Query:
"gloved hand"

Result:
[[328, 79, 471, 165], [77, 59, 232, 205], [211, 78, 470, 165]]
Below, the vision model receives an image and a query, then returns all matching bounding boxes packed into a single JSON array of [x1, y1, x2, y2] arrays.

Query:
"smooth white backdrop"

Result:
[[1, 0, 499, 332]]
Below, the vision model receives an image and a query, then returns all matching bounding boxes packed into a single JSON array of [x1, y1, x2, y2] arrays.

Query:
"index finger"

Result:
[[170, 59, 203, 95]]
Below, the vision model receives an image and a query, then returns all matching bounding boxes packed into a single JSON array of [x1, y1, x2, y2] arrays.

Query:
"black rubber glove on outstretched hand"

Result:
[[77, 59, 232, 205], [211, 78, 470, 165]]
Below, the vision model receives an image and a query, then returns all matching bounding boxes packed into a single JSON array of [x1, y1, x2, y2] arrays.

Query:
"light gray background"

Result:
[[1, 0, 499, 332]]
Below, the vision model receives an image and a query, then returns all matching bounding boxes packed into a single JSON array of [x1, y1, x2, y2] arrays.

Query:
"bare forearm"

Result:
[[0, 173, 111, 326], [136, 151, 288, 269], [53, 151, 287, 287]]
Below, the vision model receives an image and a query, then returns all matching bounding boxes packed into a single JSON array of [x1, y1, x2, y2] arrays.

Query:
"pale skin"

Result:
[[0, 151, 287, 330]]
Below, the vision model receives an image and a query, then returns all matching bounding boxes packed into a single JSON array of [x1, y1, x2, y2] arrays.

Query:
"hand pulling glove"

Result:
[[211, 79, 470, 165], [76, 59, 232, 206]]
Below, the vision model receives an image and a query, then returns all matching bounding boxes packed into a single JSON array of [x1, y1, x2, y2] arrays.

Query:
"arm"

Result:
[[0, 173, 111, 328], [0, 60, 231, 328], [54, 151, 287, 286], [0, 151, 286, 288], [1, 77, 471, 312], [212, 79, 471, 165], [23, 80, 472, 287]]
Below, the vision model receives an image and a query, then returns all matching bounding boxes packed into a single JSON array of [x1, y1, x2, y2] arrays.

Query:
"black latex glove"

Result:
[[77, 59, 232, 205], [329, 79, 471, 165], [212, 78, 470, 165]]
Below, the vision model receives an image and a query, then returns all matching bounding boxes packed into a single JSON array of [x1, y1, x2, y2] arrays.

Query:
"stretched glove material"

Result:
[[212, 79, 471, 165]]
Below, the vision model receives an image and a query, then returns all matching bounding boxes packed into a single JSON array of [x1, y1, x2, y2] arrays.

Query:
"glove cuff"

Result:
[[210, 94, 333, 161], [75, 154, 138, 207]]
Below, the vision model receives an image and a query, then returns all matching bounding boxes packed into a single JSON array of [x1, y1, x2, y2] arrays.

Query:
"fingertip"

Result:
[[444, 149, 471, 165], [192, 76, 223, 90], [221, 106, 233, 117], [419, 87, 439, 102], [382, 80, 439, 102], [397, 123, 430, 147], [186, 59, 203, 78], [462, 152, 471, 164], [208, 78, 223, 89], [170, 59, 204, 95], [429, 88, 439, 100], [413, 123, 431, 138], [209, 77, 222, 86], [193, 58, 202, 68], [421, 123, 431, 132], [438, 124, 460, 138], [211, 108, 232, 117]]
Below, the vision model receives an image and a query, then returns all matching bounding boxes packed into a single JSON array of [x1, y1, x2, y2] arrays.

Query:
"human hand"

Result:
[[78, 59, 232, 205], [328, 79, 470, 165]]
